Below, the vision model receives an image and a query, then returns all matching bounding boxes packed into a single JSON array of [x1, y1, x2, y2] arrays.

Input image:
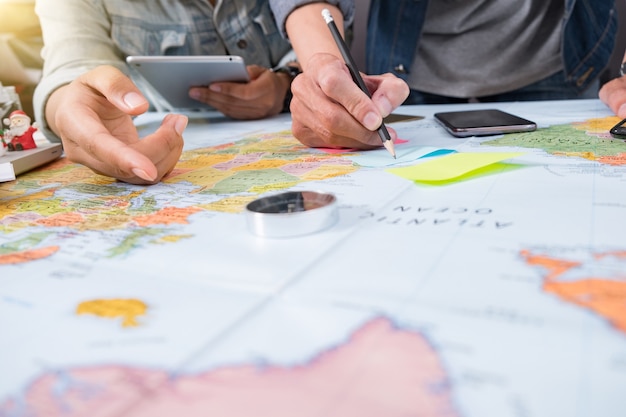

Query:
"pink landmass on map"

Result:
[[1, 318, 459, 417], [318, 138, 410, 154]]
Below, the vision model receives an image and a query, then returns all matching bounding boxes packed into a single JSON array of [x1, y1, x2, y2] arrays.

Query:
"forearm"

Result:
[[34, 0, 124, 140], [285, 4, 345, 70], [270, 0, 354, 35]]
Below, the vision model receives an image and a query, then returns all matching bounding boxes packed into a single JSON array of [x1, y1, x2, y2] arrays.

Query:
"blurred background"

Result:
[[0, 0, 42, 120]]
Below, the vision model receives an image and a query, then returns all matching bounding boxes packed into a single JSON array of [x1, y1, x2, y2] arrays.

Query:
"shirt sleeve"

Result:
[[269, 0, 355, 39], [33, 0, 126, 142]]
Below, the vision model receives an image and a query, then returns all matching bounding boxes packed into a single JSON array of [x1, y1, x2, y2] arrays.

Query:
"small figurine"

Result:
[[0, 131, 6, 157], [2, 110, 37, 151]]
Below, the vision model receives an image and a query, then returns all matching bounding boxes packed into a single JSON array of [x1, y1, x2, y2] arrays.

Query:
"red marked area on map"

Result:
[[521, 249, 626, 334], [0, 318, 459, 417]]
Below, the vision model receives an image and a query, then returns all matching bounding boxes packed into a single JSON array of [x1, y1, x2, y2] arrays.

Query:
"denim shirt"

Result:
[[366, 0, 617, 93], [34, 0, 292, 140]]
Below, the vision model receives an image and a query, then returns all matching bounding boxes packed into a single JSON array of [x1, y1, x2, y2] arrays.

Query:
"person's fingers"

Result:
[[189, 65, 264, 104], [63, 114, 186, 184], [311, 55, 385, 132], [134, 114, 187, 177], [49, 66, 151, 172], [205, 64, 267, 96], [599, 77, 626, 118], [190, 65, 286, 119], [242, 64, 267, 82], [291, 120, 399, 150], [290, 106, 399, 150], [290, 61, 382, 148], [44, 65, 184, 184], [295, 53, 408, 148], [51, 86, 155, 181], [56, 82, 186, 183], [193, 88, 270, 119], [368, 73, 410, 118], [290, 78, 380, 149], [79, 65, 150, 115]]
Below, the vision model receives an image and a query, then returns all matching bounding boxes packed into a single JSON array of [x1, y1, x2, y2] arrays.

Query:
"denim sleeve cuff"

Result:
[[270, 0, 355, 39]]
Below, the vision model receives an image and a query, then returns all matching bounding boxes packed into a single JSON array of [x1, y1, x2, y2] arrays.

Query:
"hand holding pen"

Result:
[[321, 8, 396, 158], [284, 6, 409, 152]]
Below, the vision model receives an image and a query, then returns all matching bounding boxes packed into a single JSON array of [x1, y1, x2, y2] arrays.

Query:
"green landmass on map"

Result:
[[481, 117, 626, 165]]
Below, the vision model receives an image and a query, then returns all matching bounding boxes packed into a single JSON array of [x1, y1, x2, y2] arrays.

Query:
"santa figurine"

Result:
[[2, 110, 38, 151]]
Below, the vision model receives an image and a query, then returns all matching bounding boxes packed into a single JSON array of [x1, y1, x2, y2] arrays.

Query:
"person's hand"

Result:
[[599, 75, 626, 118], [45, 65, 187, 185], [288, 53, 409, 149], [188, 65, 290, 119]]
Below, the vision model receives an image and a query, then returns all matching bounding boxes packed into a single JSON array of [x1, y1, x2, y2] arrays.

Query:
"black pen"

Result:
[[321, 8, 396, 158]]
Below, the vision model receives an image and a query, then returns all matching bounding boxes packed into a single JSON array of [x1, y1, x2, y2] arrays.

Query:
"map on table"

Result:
[[1, 100, 625, 416]]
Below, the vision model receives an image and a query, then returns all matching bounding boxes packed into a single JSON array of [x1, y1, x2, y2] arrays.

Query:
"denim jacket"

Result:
[[366, 0, 617, 93], [34, 0, 292, 140]]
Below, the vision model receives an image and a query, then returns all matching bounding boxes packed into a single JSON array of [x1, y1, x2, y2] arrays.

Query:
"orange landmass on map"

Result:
[[520, 251, 582, 280], [0, 246, 59, 264], [596, 153, 626, 166], [35, 212, 84, 227], [76, 298, 148, 327], [0, 318, 459, 417], [544, 279, 626, 333], [132, 206, 202, 226], [521, 250, 626, 334], [594, 250, 626, 260]]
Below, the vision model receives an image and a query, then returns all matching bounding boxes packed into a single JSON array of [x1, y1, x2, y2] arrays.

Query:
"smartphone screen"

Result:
[[434, 109, 537, 137]]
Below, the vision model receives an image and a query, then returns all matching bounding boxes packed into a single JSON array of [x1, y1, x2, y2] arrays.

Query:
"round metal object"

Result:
[[245, 191, 338, 238]]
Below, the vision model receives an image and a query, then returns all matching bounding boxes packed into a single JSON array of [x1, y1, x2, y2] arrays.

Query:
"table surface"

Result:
[[1, 99, 625, 416]]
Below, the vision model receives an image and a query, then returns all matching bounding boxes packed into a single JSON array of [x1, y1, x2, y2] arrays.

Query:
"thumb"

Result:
[[246, 65, 266, 80]]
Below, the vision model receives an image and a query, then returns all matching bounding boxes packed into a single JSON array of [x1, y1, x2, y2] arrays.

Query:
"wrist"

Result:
[[45, 84, 69, 136], [272, 63, 302, 113]]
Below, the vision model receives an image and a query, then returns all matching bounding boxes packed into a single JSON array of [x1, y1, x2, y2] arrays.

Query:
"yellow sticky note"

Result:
[[387, 152, 524, 183]]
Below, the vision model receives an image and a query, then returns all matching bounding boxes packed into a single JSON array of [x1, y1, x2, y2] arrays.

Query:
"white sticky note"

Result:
[[0, 162, 16, 182]]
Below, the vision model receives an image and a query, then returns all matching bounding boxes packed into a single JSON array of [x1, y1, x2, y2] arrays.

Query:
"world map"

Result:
[[0, 131, 356, 263], [1, 101, 625, 417]]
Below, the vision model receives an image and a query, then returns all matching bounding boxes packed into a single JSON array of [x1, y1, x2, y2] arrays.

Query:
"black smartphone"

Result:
[[609, 118, 626, 139], [434, 109, 537, 138]]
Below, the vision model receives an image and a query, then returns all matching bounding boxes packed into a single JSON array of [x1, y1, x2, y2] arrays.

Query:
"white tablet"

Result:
[[126, 55, 249, 110]]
